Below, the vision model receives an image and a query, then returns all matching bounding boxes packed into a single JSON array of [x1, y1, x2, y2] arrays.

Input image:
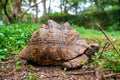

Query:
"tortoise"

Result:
[[19, 20, 99, 69]]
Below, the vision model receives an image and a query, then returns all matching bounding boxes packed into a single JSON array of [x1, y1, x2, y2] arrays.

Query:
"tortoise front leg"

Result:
[[62, 54, 89, 69]]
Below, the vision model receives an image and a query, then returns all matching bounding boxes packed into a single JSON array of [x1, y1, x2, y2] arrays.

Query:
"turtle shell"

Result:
[[19, 20, 89, 65]]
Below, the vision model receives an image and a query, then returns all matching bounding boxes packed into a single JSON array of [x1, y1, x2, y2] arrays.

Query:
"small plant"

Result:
[[102, 51, 120, 72], [91, 51, 120, 72], [1, 65, 7, 71], [15, 61, 21, 70], [61, 67, 67, 78], [81, 60, 88, 64], [28, 64, 35, 70], [0, 48, 8, 61], [26, 72, 36, 80]]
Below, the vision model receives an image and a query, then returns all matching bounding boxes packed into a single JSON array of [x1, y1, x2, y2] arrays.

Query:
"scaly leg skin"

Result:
[[62, 54, 89, 69]]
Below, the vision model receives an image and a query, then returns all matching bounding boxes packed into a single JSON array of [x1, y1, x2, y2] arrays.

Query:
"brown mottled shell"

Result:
[[19, 20, 89, 65]]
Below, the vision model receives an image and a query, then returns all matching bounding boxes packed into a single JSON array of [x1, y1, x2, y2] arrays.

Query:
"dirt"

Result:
[[0, 56, 120, 80]]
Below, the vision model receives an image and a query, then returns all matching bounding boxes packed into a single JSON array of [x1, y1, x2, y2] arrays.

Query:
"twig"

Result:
[[98, 42, 111, 59], [104, 73, 120, 78], [104, 42, 111, 52], [0, 69, 16, 76], [96, 23, 120, 55], [100, 42, 109, 57], [0, 60, 14, 64], [67, 70, 95, 75]]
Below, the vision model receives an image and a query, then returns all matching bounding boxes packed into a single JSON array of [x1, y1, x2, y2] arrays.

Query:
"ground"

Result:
[[0, 56, 120, 80]]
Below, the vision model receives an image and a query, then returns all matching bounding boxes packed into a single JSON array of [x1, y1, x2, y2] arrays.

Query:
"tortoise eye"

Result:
[[91, 45, 95, 48], [91, 45, 99, 52]]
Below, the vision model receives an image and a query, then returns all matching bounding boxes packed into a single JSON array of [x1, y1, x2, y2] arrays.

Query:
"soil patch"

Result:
[[0, 56, 120, 80]]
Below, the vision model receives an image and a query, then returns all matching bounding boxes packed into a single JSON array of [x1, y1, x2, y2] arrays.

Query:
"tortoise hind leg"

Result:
[[62, 54, 89, 69]]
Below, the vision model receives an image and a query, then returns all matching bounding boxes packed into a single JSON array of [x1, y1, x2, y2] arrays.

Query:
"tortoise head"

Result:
[[84, 44, 99, 57]]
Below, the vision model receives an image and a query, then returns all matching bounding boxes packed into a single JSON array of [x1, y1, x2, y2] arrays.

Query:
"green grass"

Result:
[[72, 25, 120, 40], [0, 23, 40, 61], [0, 23, 120, 72]]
